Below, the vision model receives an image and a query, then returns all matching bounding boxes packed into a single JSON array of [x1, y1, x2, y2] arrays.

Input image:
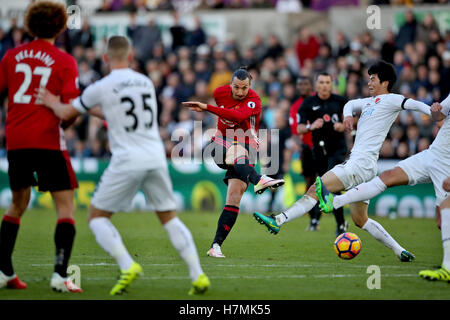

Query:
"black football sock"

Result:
[[233, 156, 261, 185], [333, 206, 346, 227], [212, 205, 239, 247], [269, 190, 277, 212], [0, 215, 20, 276], [310, 203, 322, 224], [54, 218, 76, 278]]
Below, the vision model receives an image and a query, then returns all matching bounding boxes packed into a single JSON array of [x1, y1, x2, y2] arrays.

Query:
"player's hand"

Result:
[[182, 101, 207, 112], [35, 87, 60, 109], [333, 122, 345, 132], [443, 177, 450, 192], [343, 116, 353, 133], [430, 102, 442, 114], [310, 118, 324, 130]]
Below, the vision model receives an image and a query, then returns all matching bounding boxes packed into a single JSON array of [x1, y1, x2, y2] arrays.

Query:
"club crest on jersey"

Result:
[[247, 101, 256, 109], [375, 97, 381, 104]]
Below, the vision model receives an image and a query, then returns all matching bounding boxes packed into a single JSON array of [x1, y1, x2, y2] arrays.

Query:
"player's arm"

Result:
[[182, 101, 253, 123], [342, 99, 363, 132], [401, 98, 431, 116], [38, 87, 105, 120], [333, 96, 347, 133], [297, 102, 323, 134]]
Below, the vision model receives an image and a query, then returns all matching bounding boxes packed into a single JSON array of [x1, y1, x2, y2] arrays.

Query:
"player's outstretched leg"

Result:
[[315, 177, 335, 213], [253, 212, 281, 234], [361, 218, 415, 262], [254, 193, 317, 234]]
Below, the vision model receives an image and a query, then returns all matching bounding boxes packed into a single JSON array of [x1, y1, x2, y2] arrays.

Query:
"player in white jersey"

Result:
[[316, 96, 450, 279], [37, 36, 210, 295], [254, 61, 431, 262]]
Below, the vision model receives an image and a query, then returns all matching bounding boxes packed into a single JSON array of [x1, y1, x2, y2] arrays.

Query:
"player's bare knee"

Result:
[[305, 184, 317, 198], [88, 205, 112, 222], [156, 210, 177, 225], [440, 197, 450, 210]]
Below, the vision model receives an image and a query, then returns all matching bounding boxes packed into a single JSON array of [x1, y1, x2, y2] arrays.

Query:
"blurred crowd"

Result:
[[0, 7, 449, 165], [91, 0, 448, 12]]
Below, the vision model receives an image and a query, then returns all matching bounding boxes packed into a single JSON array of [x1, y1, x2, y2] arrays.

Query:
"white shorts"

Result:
[[91, 164, 177, 213], [330, 153, 378, 205], [397, 149, 450, 206], [330, 153, 378, 191]]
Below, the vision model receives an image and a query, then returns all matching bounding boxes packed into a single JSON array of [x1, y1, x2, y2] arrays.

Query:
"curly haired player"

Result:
[[0, 1, 82, 292]]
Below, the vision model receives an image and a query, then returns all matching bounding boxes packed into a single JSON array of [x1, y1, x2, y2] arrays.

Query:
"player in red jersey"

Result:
[[288, 77, 322, 231], [0, 1, 82, 292], [183, 67, 284, 258]]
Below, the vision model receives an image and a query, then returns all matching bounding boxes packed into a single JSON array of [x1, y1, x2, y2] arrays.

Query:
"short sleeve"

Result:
[[388, 94, 406, 111], [60, 57, 80, 103], [298, 101, 309, 124], [72, 81, 101, 113]]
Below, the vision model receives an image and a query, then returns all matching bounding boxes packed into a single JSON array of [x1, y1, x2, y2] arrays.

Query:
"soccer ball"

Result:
[[334, 232, 361, 260]]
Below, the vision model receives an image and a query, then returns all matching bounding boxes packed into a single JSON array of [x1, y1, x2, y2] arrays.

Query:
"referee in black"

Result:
[[297, 72, 349, 236]]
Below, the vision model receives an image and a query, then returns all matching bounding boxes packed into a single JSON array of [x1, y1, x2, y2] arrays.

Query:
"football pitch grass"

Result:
[[0, 209, 449, 300]]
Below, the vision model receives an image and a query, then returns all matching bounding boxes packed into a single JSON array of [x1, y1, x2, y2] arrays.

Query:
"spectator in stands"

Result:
[[295, 27, 320, 68], [71, 21, 94, 48], [395, 10, 417, 50], [170, 12, 187, 51], [187, 16, 207, 48], [416, 12, 440, 47]]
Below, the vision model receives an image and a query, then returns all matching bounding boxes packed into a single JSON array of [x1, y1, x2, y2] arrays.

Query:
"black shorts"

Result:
[[209, 136, 257, 186], [7, 149, 78, 192]]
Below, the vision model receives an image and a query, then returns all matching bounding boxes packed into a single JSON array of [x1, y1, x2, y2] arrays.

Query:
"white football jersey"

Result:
[[73, 68, 166, 171], [343, 93, 430, 161], [429, 93, 450, 158]]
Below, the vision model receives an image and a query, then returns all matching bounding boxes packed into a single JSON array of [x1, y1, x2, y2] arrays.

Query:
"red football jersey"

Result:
[[289, 96, 313, 149], [0, 39, 80, 150], [207, 85, 261, 149]]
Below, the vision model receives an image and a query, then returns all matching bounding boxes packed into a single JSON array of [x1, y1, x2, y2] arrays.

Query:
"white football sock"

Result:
[[333, 176, 387, 209], [89, 217, 133, 271], [362, 218, 404, 257], [441, 208, 450, 270], [164, 217, 203, 282], [276, 195, 317, 225]]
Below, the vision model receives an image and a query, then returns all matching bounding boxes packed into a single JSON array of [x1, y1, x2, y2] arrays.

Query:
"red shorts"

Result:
[[7, 149, 78, 192]]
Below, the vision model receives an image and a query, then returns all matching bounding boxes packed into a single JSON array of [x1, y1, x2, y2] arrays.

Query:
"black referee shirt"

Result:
[[298, 93, 347, 155]]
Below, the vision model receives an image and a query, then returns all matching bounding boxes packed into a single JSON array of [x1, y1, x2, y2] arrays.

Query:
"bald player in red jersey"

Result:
[[0, 1, 82, 292], [183, 67, 284, 258]]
